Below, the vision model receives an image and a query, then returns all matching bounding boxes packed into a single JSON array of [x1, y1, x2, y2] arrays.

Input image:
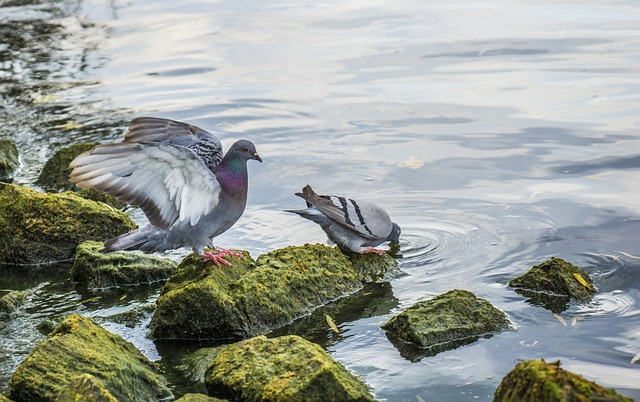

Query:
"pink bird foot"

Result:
[[203, 246, 243, 267], [361, 247, 384, 255]]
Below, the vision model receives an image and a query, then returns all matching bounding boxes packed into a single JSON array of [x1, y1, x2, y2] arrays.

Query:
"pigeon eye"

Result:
[[242, 147, 249, 153]]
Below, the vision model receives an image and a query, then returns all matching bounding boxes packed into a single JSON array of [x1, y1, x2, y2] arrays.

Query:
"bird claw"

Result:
[[202, 246, 243, 267], [361, 247, 384, 255]]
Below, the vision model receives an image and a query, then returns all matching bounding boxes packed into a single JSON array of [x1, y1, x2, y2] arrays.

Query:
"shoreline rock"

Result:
[[0, 140, 19, 183], [381, 289, 510, 361]]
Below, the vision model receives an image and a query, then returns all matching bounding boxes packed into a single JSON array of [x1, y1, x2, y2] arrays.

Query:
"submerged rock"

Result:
[[71, 240, 176, 289], [150, 244, 364, 340], [0, 290, 27, 319], [0, 183, 136, 265], [493, 359, 633, 402], [54, 374, 117, 402], [381, 289, 510, 361], [7, 314, 171, 402], [0, 139, 19, 182], [508, 257, 596, 313], [204, 335, 376, 402], [35, 143, 126, 209]]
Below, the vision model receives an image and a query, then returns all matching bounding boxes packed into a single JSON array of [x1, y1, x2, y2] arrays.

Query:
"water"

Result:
[[1, 0, 640, 400]]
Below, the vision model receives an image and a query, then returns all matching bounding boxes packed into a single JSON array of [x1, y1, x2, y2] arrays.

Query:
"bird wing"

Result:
[[69, 142, 221, 230], [295, 185, 392, 240], [125, 117, 224, 170]]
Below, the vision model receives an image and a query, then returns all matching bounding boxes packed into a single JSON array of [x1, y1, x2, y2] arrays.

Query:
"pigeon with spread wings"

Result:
[[286, 185, 400, 254], [69, 117, 262, 266]]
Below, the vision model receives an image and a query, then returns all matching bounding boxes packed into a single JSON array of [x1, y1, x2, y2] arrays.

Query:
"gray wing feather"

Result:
[[69, 142, 221, 230], [295, 185, 392, 240]]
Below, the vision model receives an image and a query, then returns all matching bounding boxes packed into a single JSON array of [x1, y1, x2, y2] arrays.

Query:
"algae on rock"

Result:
[[71, 240, 176, 289], [7, 314, 171, 402], [174, 394, 228, 402], [35, 143, 126, 209], [345, 251, 400, 282], [508, 257, 596, 313], [205, 335, 376, 402], [0, 183, 136, 264], [493, 359, 633, 402], [54, 374, 117, 402], [382, 289, 510, 361], [0, 290, 26, 319], [0, 139, 19, 182], [150, 244, 364, 340]]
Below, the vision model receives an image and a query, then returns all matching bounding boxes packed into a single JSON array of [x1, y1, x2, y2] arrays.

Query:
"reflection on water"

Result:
[[1, 0, 640, 400]]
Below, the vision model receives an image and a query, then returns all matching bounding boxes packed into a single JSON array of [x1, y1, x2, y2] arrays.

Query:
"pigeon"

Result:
[[286, 185, 401, 254], [69, 117, 262, 266]]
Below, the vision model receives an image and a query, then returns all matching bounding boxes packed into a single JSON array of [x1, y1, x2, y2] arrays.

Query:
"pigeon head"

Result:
[[227, 140, 262, 163], [388, 222, 401, 243]]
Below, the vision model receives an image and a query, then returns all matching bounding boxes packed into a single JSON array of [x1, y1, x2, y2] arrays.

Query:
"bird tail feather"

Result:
[[101, 227, 151, 253]]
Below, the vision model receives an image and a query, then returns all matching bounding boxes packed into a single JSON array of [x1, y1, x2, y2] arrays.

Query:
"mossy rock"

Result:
[[149, 244, 363, 340], [0, 183, 136, 264], [381, 289, 510, 361], [508, 257, 596, 313], [204, 335, 376, 402], [0, 290, 27, 318], [7, 314, 171, 402], [175, 393, 228, 402], [345, 251, 399, 282], [493, 359, 633, 402], [54, 374, 117, 402], [35, 143, 126, 209], [0, 395, 13, 402], [71, 240, 177, 289], [180, 346, 227, 384], [0, 139, 19, 182]]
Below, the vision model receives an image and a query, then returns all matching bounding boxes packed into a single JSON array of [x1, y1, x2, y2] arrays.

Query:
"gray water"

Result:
[[1, 0, 640, 400]]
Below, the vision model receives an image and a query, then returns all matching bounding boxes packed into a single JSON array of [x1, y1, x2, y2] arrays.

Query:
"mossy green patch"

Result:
[[7, 314, 171, 402], [175, 393, 228, 402], [0, 183, 136, 264], [35, 143, 126, 209], [150, 244, 363, 340], [205, 335, 376, 402], [344, 250, 399, 282], [71, 240, 176, 289], [0, 140, 19, 182], [381, 289, 510, 361], [508, 257, 596, 313], [0, 290, 26, 317], [493, 359, 633, 402], [54, 374, 117, 402]]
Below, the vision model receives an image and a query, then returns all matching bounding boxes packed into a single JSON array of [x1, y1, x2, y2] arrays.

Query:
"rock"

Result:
[[54, 374, 117, 402], [174, 393, 228, 402], [71, 240, 176, 289], [0, 395, 13, 402], [508, 257, 596, 313], [0, 139, 19, 182], [204, 335, 376, 402], [149, 244, 363, 340], [35, 143, 126, 209], [7, 314, 171, 402], [0, 290, 27, 319], [493, 359, 633, 402], [0, 183, 136, 265], [381, 289, 510, 361], [180, 347, 227, 385], [345, 251, 400, 282]]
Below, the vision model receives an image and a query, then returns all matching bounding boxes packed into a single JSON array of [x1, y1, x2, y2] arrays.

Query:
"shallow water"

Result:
[[1, 0, 640, 400]]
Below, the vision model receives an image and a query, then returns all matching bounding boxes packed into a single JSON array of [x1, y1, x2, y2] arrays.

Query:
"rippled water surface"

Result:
[[1, 0, 640, 400]]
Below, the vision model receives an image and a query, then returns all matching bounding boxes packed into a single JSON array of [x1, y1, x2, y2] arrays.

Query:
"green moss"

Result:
[[0, 183, 136, 264], [381, 289, 510, 361], [54, 374, 117, 402], [0, 140, 19, 182], [509, 257, 596, 313], [205, 335, 376, 402], [175, 394, 228, 402], [0, 290, 26, 317], [0, 395, 14, 402], [344, 251, 399, 282], [494, 359, 633, 402], [71, 240, 176, 289], [180, 347, 227, 384], [150, 244, 363, 340], [7, 314, 171, 402], [35, 143, 126, 209]]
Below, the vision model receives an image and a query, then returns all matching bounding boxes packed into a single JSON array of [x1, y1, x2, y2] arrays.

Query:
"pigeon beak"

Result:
[[253, 152, 262, 163]]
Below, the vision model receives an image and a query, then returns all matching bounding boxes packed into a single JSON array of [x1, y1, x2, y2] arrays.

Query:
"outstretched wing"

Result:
[[125, 117, 224, 170], [295, 185, 392, 240], [69, 142, 221, 230]]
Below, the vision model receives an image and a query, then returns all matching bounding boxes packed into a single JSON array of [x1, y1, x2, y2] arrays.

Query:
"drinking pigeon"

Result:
[[286, 185, 401, 254], [69, 117, 262, 266]]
